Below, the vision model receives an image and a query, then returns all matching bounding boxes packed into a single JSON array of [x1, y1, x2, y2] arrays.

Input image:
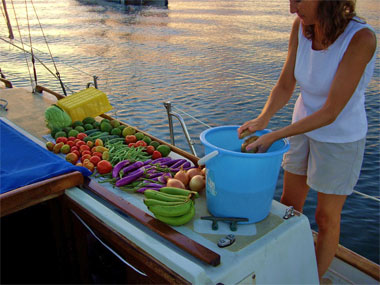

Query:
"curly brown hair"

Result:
[[303, 0, 358, 48]]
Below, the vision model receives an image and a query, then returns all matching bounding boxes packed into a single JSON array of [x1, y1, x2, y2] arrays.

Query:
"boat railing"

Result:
[[164, 101, 198, 157]]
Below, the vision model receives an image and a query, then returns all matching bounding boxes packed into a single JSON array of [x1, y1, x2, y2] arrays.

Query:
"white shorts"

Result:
[[281, 134, 366, 195]]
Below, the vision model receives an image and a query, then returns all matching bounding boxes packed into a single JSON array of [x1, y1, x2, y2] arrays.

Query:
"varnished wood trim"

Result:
[[312, 231, 380, 281], [0, 78, 13, 88], [64, 195, 191, 284], [0, 171, 83, 217], [83, 177, 220, 266]]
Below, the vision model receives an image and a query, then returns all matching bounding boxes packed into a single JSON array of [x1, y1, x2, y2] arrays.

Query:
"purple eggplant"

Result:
[[169, 159, 188, 168], [151, 157, 172, 164], [157, 173, 172, 184], [112, 160, 130, 178], [137, 187, 161, 193], [143, 159, 153, 165], [116, 167, 145, 187], [121, 161, 145, 176]]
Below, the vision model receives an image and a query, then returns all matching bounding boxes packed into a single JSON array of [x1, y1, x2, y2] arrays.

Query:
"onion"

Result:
[[186, 167, 203, 180], [166, 178, 186, 189], [174, 167, 189, 186], [189, 175, 205, 192]]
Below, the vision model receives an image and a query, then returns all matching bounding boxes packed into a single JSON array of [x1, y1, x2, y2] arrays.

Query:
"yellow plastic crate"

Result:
[[57, 87, 113, 122]]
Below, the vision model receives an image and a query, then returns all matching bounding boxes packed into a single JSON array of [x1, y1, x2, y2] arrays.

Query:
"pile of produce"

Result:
[[143, 187, 198, 226], [45, 114, 205, 226]]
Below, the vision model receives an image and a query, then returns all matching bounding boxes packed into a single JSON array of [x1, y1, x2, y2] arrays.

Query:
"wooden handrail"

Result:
[[0, 171, 83, 218]]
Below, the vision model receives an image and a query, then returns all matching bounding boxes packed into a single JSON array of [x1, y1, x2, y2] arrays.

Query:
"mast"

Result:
[[2, 0, 14, 39]]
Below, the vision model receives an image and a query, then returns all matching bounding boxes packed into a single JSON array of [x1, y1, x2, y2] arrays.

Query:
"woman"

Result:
[[238, 0, 376, 280]]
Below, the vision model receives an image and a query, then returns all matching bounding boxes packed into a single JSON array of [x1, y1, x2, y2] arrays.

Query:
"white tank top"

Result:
[[293, 18, 376, 143]]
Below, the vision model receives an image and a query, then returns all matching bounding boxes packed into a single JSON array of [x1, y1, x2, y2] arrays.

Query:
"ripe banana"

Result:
[[160, 187, 199, 198], [149, 200, 193, 217], [154, 203, 195, 226], [144, 189, 187, 202], [143, 198, 185, 207]]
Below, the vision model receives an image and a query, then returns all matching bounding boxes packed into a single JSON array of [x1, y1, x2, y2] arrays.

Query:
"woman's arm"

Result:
[[238, 18, 300, 138], [248, 28, 377, 152]]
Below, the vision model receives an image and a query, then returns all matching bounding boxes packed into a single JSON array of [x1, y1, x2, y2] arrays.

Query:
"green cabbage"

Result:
[[45, 105, 72, 131]]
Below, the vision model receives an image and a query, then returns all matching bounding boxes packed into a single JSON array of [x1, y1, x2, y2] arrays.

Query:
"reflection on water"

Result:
[[1, 0, 379, 263]]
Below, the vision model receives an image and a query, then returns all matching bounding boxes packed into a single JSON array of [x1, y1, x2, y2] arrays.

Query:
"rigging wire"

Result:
[[9, 0, 33, 88], [29, 0, 67, 95], [25, 0, 38, 87], [0, 36, 93, 77], [0, 37, 74, 94]]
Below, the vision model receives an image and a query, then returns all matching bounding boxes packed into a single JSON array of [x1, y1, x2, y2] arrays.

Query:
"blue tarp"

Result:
[[0, 120, 91, 194]]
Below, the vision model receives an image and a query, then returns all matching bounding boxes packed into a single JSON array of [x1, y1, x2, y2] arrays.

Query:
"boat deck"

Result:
[[0, 85, 379, 284]]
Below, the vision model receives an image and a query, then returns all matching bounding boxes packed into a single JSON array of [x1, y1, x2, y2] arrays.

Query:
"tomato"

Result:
[[83, 159, 94, 172], [152, 150, 162, 159], [71, 146, 79, 152], [79, 144, 91, 153], [135, 140, 147, 147], [128, 143, 136, 148], [89, 155, 101, 166], [81, 150, 92, 156], [46, 141, 54, 151], [67, 141, 75, 147], [60, 144, 71, 154], [97, 160, 113, 174], [125, 135, 137, 144], [77, 133, 87, 140], [145, 145, 155, 155], [74, 139, 81, 144], [87, 140, 94, 148], [71, 149, 80, 158], [56, 137, 68, 144], [95, 138, 104, 147], [76, 140, 86, 147], [81, 153, 92, 162], [66, 152, 78, 164], [68, 136, 76, 141], [92, 151, 103, 159]]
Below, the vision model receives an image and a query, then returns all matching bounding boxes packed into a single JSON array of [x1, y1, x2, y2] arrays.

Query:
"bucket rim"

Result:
[[200, 125, 290, 157]]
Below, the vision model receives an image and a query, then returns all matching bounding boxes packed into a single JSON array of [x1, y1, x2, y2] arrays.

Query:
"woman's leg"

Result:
[[315, 192, 347, 279], [280, 170, 309, 212]]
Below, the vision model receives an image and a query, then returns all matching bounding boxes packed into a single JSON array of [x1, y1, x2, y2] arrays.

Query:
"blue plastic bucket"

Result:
[[199, 125, 290, 223]]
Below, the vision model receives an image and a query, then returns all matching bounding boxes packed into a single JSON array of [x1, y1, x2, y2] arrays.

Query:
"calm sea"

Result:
[[1, 0, 379, 263]]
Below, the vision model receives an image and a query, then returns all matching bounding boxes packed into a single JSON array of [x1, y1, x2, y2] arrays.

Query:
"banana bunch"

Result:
[[143, 187, 198, 226]]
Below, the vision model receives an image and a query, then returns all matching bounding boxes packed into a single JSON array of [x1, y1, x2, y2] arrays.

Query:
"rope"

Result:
[[10, 0, 33, 88], [352, 190, 380, 202]]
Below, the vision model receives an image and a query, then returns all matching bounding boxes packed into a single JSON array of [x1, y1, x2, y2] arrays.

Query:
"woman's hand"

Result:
[[237, 117, 269, 139], [246, 132, 277, 153]]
